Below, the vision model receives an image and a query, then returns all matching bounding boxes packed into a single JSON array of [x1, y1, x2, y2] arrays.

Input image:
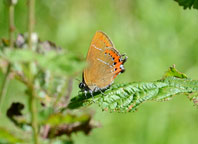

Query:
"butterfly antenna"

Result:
[[75, 78, 81, 82]]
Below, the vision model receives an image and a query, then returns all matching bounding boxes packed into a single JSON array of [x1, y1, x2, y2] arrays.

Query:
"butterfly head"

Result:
[[79, 81, 90, 92], [79, 82, 85, 89]]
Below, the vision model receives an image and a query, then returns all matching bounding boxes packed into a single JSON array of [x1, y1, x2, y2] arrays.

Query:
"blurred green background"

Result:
[[0, 0, 198, 144]]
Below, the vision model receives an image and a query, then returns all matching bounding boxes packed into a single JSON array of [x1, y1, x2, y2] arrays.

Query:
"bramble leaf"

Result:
[[68, 66, 198, 112]]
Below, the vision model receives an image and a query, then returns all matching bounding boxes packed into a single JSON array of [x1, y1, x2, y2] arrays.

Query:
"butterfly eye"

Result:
[[79, 82, 85, 89]]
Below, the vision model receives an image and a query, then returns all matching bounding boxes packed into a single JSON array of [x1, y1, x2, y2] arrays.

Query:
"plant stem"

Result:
[[9, 4, 15, 48], [28, 85, 39, 144], [0, 1, 15, 115], [0, 64, 11, 115], [28, 0, 38, 143], [28, 0, 35, 50]]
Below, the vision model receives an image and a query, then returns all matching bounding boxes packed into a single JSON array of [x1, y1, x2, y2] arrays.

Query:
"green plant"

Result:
[[0, 0, 197, 144]]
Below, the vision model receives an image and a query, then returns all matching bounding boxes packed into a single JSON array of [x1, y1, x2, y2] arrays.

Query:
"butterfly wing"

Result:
[[84, 31, 123, 91]]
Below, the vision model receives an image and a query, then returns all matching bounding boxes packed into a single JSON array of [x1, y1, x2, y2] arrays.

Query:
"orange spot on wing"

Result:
[[104, 50, 120, 62], [113, 69, 122, 79]]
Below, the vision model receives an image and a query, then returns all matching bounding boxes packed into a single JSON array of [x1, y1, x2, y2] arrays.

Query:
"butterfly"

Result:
[[79, 31, 127, 97]]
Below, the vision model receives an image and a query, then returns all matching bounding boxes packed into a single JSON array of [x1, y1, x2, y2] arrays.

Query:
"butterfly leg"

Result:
[[89, 90, 95, 103], [78, 90, 88, 100], [99, 89, 106, 96], [84, 90, 88, 99]]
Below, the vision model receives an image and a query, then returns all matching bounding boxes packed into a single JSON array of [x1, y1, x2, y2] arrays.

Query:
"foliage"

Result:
[[0, 0, 197, 144], [69, 66, 198, 112], [174, 0, 198, 9], [2, 34, 197, 142], [0, 34, 98, 143], [0, 127, 24, 144]]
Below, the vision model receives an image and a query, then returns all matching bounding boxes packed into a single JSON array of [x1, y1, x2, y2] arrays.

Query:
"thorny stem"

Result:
[[0, 1, 15, 115], [28, 0, 39, 143]]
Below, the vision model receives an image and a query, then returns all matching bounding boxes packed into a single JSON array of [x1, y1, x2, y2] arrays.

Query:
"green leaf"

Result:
[[0, 49, 37, 63], [38, 107, 54, 124], [37, 52, 85, 76], [68, 66, 198, 112], [174, 0, 198, 10], [0, 48, 85, 76], [163, 65, 187, 79], [44, 113, 90, 126], [0, 127, 23, 144], [41, 112, 99, 138]]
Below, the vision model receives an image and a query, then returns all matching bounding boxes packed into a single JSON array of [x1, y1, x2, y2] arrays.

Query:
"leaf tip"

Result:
[[162, 64, 187, 79]]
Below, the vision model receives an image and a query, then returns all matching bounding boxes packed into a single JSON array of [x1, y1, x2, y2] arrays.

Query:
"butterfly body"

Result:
[[79, 31, 127, 95]]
